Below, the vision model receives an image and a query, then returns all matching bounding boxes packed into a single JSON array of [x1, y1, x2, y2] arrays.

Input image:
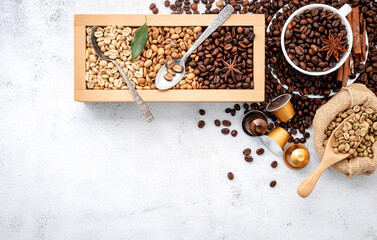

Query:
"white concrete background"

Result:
[[1, 0, 377, 239]]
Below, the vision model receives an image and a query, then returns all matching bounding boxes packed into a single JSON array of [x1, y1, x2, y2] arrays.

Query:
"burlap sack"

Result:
[[314, 83, 377, 179]]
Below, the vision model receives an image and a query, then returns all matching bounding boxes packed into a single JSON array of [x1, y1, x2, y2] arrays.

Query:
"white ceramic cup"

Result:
[[281, 4, 353, 76]]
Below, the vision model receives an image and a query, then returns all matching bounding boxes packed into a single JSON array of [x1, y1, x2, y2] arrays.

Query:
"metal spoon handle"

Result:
[[182, 5, 234, 62], [113, 61, 154, 122]]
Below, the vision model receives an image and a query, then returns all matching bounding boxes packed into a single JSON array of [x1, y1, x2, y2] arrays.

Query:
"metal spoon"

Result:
[[91, 26, 154, 122], [155, 5, 234, 90]]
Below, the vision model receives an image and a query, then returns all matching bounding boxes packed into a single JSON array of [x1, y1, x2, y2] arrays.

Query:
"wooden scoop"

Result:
[[297, 114, 369, 198]]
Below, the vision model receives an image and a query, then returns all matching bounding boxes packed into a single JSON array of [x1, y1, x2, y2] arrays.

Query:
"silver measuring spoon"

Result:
[[155, 5, 234, 90], [91, 26, 154, 122]]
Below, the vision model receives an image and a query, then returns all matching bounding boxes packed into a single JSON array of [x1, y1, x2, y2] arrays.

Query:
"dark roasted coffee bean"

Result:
[[268, 123, 274, 130], [198, 120, 205, 128], [225, 108, 231, 113], [222, 120, 231, 126], [303, 132, 310, 138], [256, 148, 264, 155], [234, 104, 241, 110], [294, 138, 300, 144], [231, 109, 236, 116], [227, 172, 234, 180], [149, 3, 156, 9], [231, 130, 238, 137], [299, 138, 306, 143], [270, 180, 277, 188], [271, 161, 278, 168], [243, 103, 249, 110], [290, 128, 297, 135], [221, 128, 230, 134], [214, 119, 221, 126], [243, 148, 251, 156], [164, 0, 171, 7], [199, 109, 205, 115], [245, 155, 253, 162], [152, 8, 159, 14]]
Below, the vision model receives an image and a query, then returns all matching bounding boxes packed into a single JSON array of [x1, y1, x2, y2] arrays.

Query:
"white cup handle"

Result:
[[338, 4, 352, 17]]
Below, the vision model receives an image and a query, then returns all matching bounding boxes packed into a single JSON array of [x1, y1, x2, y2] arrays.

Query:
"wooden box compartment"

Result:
[[74, 14, 265, 102]]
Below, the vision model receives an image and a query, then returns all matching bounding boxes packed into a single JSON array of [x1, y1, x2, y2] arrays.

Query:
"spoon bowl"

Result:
[[155, 59, 186, 90], [91, 26, 112, 61]]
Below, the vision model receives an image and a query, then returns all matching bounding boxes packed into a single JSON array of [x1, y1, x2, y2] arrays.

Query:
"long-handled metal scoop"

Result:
[[155, 5, 234, 90], [91, 26, 154, 122]]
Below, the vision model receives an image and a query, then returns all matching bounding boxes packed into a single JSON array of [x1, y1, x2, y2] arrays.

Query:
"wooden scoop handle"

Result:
[[297, 161, 330, 198]]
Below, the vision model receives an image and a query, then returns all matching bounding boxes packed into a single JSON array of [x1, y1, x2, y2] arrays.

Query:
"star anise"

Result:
[[319, 32, 348, 62], [221, 56, 242, 79]]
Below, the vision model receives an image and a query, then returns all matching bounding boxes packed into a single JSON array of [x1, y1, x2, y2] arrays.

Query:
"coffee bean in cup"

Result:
[[284, 7, 349, 72]]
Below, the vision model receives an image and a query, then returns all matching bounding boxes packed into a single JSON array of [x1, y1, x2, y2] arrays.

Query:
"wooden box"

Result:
[[74, 14, 265, 102]]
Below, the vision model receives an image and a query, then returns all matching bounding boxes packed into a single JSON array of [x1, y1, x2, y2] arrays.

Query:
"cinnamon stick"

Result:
[[337, 65, 344, 82], [360, 13, 367, 62], [342, 55, 351, 87], [352, 7, 362, 55]]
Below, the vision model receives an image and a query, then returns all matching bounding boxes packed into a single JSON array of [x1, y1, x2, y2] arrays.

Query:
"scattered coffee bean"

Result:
[[243, 148, 251, 156], [222, 120, 231, 126], [152, 8, 159, 14], [290, 128, 297, 135], [303, 132, 310, 138], [214, 119, 221, 126], [267, 123, 274, 130], [227, 172, 234, 180], [199, 109, 205, 115], [299, 138, 306, 143], [149, 3, 156, 9], [271, 161, 278, 168], [270, 180, 277, 188], [231, 130, 238, 137], [221, 128, 230, 134], [164, 0, 171, 7], [245, 155, 253, 162], [231, 109, 236, 116], [256, 148, 265, 155], [225, 108, 231, 113], [198, 120, 205, 128], [234, 104, 241, 111], [243, 103, 249, 110]]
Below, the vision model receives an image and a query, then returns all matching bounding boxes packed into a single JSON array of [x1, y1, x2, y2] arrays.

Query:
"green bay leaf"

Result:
[[131, 19, 148, 61]]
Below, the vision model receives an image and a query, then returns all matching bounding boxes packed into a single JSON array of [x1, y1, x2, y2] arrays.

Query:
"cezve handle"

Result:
[[297, 161, 330, 198]]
